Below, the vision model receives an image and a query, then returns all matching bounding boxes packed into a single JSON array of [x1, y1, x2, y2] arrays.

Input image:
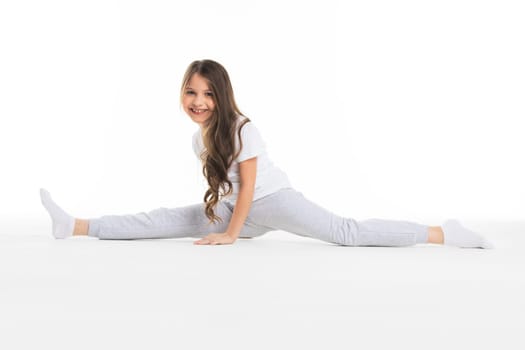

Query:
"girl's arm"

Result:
[[194, 157, 257, 245], [225, 156, 257, 238]]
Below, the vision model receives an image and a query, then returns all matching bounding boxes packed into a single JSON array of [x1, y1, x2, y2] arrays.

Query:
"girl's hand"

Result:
[[194, 232, 237, 245]]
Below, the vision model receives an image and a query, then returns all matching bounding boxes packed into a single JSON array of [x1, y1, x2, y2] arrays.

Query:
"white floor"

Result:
[[1, 220, 524, 350]]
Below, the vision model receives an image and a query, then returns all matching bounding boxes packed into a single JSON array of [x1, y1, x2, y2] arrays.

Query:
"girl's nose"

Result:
[[193, 93, 204, 106]]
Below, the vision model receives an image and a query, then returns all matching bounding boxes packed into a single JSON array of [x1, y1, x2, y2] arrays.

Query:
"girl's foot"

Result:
[[39, 188, 75, 239], [442, 219, 494, 249]]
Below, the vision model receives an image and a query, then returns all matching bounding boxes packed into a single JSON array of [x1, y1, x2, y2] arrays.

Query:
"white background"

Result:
[[1, 2, 524, 349], [1, 0, 524, 225]]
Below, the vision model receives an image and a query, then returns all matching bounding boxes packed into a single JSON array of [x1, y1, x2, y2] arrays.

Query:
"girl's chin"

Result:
[[189, 115, 210, 125]]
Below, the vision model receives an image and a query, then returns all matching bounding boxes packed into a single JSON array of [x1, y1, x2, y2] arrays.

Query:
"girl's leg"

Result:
[[248, 188, 430, 247], [86, 203, 232, 240], [87, 200, 272, 240], [428, 226, 444, 244], [248, 188, 492, 248], [41, 188, 272, 240], [73, 219, 89, 236]]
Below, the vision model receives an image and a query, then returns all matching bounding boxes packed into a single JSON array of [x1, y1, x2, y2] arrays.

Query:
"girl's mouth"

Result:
[[190, 108, 208, 115]]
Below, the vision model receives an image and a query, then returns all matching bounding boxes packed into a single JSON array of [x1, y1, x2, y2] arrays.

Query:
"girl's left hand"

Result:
[[194, 232, 237, 245]]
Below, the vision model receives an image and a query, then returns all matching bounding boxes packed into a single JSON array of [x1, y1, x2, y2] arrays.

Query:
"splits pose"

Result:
[[40, 59, 493, 249]]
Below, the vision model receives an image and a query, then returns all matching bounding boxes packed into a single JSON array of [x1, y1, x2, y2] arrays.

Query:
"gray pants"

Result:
[[88, 188, 429, 246]]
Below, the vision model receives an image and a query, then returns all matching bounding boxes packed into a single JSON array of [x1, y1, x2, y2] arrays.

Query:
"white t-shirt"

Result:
[[192, 116, 292, 204]]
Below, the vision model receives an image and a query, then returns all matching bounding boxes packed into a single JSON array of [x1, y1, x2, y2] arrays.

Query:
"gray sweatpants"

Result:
[[88, 187, 428, 246]]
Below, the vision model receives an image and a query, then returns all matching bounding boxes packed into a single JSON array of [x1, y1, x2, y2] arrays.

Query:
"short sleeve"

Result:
[[235, 122, 265, 162]]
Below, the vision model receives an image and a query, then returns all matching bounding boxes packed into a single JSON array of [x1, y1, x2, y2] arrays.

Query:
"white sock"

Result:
[[442, 219, 494, 249], [40, 188, 75, 239]]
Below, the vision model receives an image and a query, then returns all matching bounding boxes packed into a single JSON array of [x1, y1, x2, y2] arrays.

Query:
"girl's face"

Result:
[[182, 73, 215, 127]]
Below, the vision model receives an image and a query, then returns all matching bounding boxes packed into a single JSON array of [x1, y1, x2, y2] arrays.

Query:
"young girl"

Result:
[[40, 59, 493, 249]]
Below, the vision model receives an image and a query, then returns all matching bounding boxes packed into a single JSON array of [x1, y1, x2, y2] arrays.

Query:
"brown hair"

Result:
[[180, 59, 251, 224]]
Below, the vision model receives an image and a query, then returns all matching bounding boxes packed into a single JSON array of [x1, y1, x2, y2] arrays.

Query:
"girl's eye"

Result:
[[185, 90, 195, 95], [205, 92, 213, 97]]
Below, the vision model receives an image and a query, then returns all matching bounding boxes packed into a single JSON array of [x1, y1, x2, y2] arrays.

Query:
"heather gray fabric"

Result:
[[88, 187, 429, 246]]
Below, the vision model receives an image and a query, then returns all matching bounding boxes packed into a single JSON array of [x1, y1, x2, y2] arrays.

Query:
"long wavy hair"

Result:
[[180, 59, 251, 224]]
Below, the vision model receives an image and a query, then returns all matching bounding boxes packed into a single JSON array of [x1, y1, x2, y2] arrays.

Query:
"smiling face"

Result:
[[182, 73, 215, 128]]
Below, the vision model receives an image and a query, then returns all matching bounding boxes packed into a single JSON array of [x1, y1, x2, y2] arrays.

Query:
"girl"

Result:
[[40, 59, 493, 249]]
